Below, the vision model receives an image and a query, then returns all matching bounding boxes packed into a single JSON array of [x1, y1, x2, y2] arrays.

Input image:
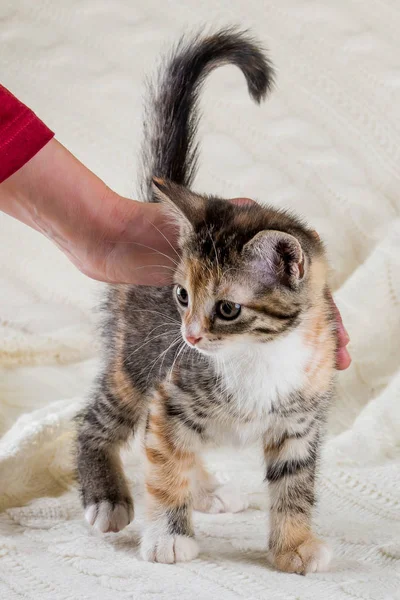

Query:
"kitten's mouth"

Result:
[[181, 324, 225, 355], [183, 336, 222, 355]]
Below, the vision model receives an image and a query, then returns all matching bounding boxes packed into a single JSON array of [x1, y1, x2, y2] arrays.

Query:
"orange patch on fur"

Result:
[[107, 286, 143, 411], [187, 259, 214, 307], [270, 513, 310, 553], [306, 349, 335, 395], [148, 395, 195, 464], [145, 447, 166, 465], [146, 479, 190, 507], [302, 272, 336, 395]]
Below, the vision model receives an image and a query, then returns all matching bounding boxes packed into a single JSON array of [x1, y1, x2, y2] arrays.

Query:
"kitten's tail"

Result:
[[139, 27, 275, 200]]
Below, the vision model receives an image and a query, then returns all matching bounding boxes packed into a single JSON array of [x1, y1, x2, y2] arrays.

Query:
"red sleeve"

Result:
[[0, 85, 54, 183]]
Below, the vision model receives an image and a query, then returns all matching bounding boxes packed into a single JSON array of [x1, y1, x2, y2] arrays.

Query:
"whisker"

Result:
[[158, 335, 183, 377], [125, 331, 178, 361], [168, 341, 186, 380], [123, 309, 180, 324], [125, 242, 179, 267], [104, 240, 179, 267], [126, 264, 177, 274], [177, 343, 190, 370], [144, 335, 182, 386], [144, 322, 180, 342], [133, 334, 180, 384], [143, 217, 181, 260]]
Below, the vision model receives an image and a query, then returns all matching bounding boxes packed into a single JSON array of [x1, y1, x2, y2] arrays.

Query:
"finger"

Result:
[[334, 308, 350, 348], [328, 294, 351, 369], [327, 292, 350, 348], [230, 197, 255, 206], [336, 346, 352, 370]]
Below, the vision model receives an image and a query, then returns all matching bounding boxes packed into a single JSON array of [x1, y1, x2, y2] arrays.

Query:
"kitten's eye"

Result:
[[176, 285, 189, 306], [216, 300, 241, 320]]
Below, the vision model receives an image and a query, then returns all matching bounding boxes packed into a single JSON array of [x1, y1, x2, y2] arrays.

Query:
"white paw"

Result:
[[85, 500, 133, 533], [304, 541, 331, 573], [194, 485, 249, 514], [140, 533, 199, 563], [271, 538, 331, 574]]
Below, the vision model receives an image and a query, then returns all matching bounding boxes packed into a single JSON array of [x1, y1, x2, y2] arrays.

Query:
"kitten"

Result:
[[76, 28, 336, 574]]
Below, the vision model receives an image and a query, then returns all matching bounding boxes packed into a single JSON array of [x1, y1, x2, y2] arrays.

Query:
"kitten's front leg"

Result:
[[264, 418, 331, 575], [141, 387, 199, 563], [77, 380, 139, 533]]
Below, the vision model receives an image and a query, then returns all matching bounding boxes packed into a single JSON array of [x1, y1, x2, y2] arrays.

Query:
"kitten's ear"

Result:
[[152, 178, 205, 233], [243, 230, 305, 286]]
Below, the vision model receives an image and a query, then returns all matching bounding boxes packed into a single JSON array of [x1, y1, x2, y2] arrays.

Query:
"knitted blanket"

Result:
[[1, 1, 399, 598]]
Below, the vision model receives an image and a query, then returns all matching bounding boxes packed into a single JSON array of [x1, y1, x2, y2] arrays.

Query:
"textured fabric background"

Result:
[[0, 1, 400, 598]]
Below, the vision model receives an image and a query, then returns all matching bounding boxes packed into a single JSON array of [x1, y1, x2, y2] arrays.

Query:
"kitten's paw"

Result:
[[140, 533, 199, 563], [84, 500, 133, 533], [194, 485, 249, 514], [271, 537, 331, 575]]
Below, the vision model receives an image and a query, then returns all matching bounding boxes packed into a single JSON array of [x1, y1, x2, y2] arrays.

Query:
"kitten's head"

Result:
[[153, 178, 327, 356]]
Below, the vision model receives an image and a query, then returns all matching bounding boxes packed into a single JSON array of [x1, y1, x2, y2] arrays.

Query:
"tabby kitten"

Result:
[[76, 28, 336, 574]]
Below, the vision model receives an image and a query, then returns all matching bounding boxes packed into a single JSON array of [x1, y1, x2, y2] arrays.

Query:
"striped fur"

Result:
[[76, 29, 337, 573]]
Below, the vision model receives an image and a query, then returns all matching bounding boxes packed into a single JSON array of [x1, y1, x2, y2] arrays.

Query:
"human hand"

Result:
[[79, 189, 179, 285], [330, 295, 351, 370], [0, 139, 178, 286]]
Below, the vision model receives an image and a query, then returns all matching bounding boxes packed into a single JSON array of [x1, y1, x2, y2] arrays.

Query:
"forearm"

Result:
[[1, 139, 109, 268]]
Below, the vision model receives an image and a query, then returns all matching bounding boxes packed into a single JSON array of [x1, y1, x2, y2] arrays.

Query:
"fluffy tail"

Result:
[[139, 28, 275, 200]]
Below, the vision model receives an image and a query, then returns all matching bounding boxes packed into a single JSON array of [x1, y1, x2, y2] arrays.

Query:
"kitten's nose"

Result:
[[186, 335, 202, 346]]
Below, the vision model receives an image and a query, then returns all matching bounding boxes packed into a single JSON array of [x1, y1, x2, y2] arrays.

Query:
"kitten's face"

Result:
[[152, 177, 324, 357], [174, 254, 303, 356]]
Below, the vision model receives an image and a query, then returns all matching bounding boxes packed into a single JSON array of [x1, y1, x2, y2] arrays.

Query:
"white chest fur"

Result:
[[211, 327, 312, 445]]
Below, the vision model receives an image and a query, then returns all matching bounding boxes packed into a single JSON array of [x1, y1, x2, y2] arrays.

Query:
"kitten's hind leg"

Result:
[[193, 459, 249, 514], [76, 374, 143, 533]]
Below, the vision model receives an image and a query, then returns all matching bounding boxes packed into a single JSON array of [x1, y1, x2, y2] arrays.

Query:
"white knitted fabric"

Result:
[[1, 1, 400, 598]]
